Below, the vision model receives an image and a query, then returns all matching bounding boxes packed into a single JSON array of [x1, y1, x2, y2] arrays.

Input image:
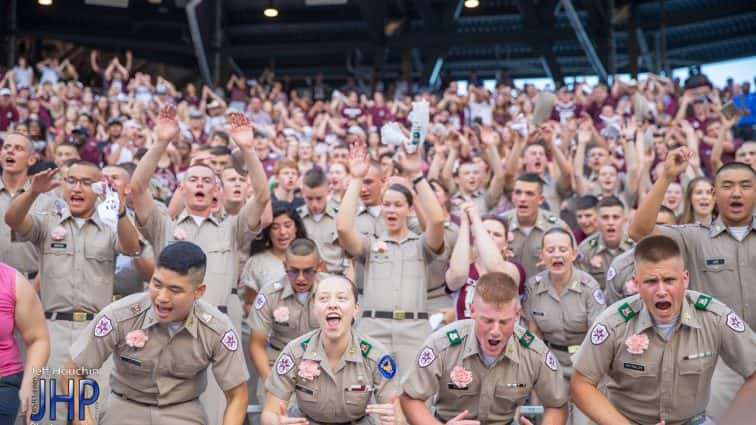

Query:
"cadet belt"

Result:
[[111, 390, 197, 408], [45, 311, 94, 322], [217, 305, 228, 314], [688, 414, 709, 425], [362, 310, 429, 320], [543, 340, 571, 352], [231, 288, 238, 295], [112, 294, 124, 301], [306, 416, 366, 425], [269, 342, 284, 351], [435, 413, 510, 424]]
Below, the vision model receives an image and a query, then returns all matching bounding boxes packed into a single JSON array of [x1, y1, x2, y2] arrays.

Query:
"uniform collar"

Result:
[[301, 330, 362, 368], [534, 268, 584, 295], [0, 175, 30, 195], [459, 320, 519, 366], [633, 299, 700, 334], [377, 229, 421, 244], [708, 215, 756, 237], [58, 209, 105, 231], [452, 189, 483, 200], [176, 209, 221, 226], [298, 204, 337, 220], [680, 296, 702, 329], [141, 303, 200, 338]]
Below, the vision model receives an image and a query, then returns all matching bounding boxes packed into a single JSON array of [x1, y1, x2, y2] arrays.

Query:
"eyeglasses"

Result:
[[64, 176, 97, 187], [286, 267, 317, 280]]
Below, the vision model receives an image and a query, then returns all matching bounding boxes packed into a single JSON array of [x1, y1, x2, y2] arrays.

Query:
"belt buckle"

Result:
[[568, 345, 579, 354], [392, 310, 406, 320], [73, 312, 88, 322]]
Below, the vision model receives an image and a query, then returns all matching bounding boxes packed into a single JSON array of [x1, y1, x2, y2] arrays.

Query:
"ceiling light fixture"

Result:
[[38, 0, 53, 5], [464, 0, 479, 8], [264, 0, 279, 18]]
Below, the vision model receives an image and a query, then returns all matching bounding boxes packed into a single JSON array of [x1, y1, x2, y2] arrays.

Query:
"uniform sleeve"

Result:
[[136, 205, 170, 253], [573, 320, 617, 384], [70, 307, 120, 370], [265, 347, 298, 401], [371, 350, 400, 404], [400, 341, 442, 401], [211, 325, 250, 391], [585, 284, 607, 325], [604, 263, 625, 306], [532, 350, 568, 408], [522, 281, 537, 322], [717, 310, 756, 379], [248, 290, 274, 335], [233, 208, 263, 252], [240, 256, 261, 291], [420, 233, 443, 263], [11, 212, 49, 246]]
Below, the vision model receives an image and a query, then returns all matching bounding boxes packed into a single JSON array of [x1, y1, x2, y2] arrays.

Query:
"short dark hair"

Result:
[[575, 195, 599, 211], [302, 168, 327, 188], [715, 161, 756, 182], [287, 238, 319, 258], [157, 241, 207, 286], [117, 162, 137, 178], [209, 130, 230, 144], [658, 205, 676, 219], [481, 214, 509, 234], [634, 235, 681, 265], [515, 172, 544, 192], [542, 227, 575, 248], [68, 159, 101, 173], [210, 146, 232, 156], [384, 183, 413, 206], [597, 195, 625, 210]]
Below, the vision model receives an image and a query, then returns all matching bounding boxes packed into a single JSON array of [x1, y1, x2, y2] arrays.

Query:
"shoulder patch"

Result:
[[618, 302, 636, 321], [694, 294, 712, 311], [518, 330, 535, 348], [275, 353, 295, 375], [418, 346, 436, 368], [94, 316, 113, 337], [590, 324, 609, 345], [606, 266, 616, 281], [254, 294, 266, 310], [300, 337, 312, 351], [446, 329, 462, 346], [726, 312, 745, 333], [593, 289, 606, 305], [545, 351, 559, 371], [547, 215, 557, 223], [221, 330, 239, 351], [360, 340, 372, 357], [378, 355, 397, 379], [590, 237, 598, 247]]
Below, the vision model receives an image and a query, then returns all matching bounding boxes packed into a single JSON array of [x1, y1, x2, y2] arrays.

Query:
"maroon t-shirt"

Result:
[[0, 105, 19, 131]]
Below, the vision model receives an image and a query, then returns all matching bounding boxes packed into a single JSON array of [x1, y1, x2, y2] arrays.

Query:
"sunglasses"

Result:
[[286, 267, 317, 280]]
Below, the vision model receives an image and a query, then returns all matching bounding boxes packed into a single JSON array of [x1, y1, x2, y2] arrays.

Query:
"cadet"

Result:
[[628, 150, 756, 418], [4, 160, 141, 424], [261, 275, 402, 425], [129, 107, 269, 425], [571, 235, 756, 425], [576, 196, 633, 287], [337, 143, 445, 378], [604, 206, 676, 305], [298, 168, 347, 274], [0, 133, 56, 279], [401, 272, 568, 425], [524, 228, 605, 425], [500, 173, 569, 278], [62, 241, 249, 425], [249, 238, 321, 400]]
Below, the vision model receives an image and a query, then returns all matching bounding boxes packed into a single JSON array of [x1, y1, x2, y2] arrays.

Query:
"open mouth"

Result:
[[326, 312, 342, 330], [551, 259, 565, 268], [155, 304, 172, 319], [655, 301, 672, 311], [4, 157, 16, 166], [194, 191, 206, 202], [486, 338, 502, 350], [729, 201, 744, 212], [385, 216, 398, 225], [69, 195, 84, 205]]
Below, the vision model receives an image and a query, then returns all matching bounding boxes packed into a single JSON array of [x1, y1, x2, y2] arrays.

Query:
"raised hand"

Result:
[[396, 146, 423, 176], [228, 112, 255, 150], [662, 147, 693, 180], [348, 143, 370, 179], [30, 168, 61, 194], [366, 392, 398, 425], [446, 409, 481, 425], [153, 104, 179, 143], [480, 126, 500, 147]]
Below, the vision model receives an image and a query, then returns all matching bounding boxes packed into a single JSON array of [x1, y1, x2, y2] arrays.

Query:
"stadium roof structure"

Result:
[[8, 0, 756, 86]]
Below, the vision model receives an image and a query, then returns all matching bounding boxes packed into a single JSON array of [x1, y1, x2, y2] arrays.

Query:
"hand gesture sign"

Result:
[[30, 168, 60, 194], [479, 126, 500, 147], [153, 104, 180, 143], [662, 147, 693, 180], [348, 143, 370, 179], [228, 112, 255, 150]]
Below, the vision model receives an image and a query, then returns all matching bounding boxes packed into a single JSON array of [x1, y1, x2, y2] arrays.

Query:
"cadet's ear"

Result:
[[194, 282, 206, 300]]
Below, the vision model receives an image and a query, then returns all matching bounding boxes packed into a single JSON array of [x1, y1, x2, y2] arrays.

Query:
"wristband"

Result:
[[118, 209, 128, 219], [412, 174, 425, 187]]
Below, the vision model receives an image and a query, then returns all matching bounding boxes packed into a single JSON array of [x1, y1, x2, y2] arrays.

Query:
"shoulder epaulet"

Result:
[[300, 336, 312, 351], [547, 214, 557, 224], [617, 301, 637, 321], [112, 293, 150, 322], [296, 205, 308, 217], [514, 325, 546, 354], [434, 321, 471, 351], [687, 291, 728, 317], [360, 339, 372, 357], [446, 329, 463, 346], [518, 329, 536, 348], [590, 237, 598, 247], [694, 293, 712, 311], [195, 302, 230, 335]]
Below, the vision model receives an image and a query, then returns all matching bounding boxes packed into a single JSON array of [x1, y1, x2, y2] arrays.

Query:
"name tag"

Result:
[[705, 258, 725, 266], [345, 385, 373, 392], [447, 383, 470, 391], [531, 311, 545, 316], [120, 356, 143, 367], [295, 385, 314, 395], [623, 362, 645, 372], [50, 242, 67, 249]]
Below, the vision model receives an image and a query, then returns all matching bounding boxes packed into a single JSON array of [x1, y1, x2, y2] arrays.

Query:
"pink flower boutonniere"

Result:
[[297, 360, 321, 381], [590, 255, 604, 268], [450, 365, 473, 388], [173, 228, 187, 241], [126, 330, 149, 348], [50, 226, 67, 241], [624, 280, 638, 295], [625, 333, 649, 355], [273, 306, 290, 323], [373, 241, 388, 253]]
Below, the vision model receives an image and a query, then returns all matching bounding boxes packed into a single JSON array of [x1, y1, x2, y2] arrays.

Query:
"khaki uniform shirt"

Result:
[[249, 275, 319, 357], [13, 209, 124, 313], [574, 291, 756, 425], [240, 250, 286, 293], [71, 293, 249, 406], [401, 320, 568, 423], [659, 216, 756, 329], [499, 208, 568, 279], [577, 233, 634, 289], [605, 249, 637, 306], [355, 230, 439, 313], [427, 221, 458, 302], [266, 329, 398, 424], [0, 179, 57, 274], [297, 203, 347, 274], [139, 207, 260, 306], [523, 268, 606, 367]]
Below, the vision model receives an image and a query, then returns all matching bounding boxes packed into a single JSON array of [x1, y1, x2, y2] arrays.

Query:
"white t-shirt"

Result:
[[728, 225, 749, 242]]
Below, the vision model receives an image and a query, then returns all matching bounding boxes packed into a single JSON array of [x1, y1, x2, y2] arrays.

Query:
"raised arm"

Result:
[[90, 50, 101, 73], [445, 206, 471, 291], [573, 124, 592, 195], [228, 112, 272, 230], [336, 143, 370, 256], [711, 115, 739, 173], [628, 147, 691, 241], [480, 127, 506, 209], [4, 168, 60, 235], [398, 148, 445, 253], [467, 203, 519, 283]]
